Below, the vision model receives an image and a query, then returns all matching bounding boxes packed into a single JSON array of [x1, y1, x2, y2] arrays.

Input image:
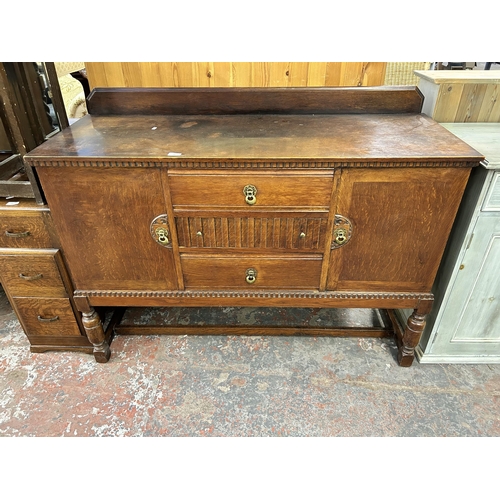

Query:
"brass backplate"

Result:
[[331, 215, 353, 249], [150, 214, 172, 247]]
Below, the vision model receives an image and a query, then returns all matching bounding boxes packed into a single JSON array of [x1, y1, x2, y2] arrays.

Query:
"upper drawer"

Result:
[[0, 249, 68, 298], [0, 210, 52, 248], [168, 171, 334, 209]]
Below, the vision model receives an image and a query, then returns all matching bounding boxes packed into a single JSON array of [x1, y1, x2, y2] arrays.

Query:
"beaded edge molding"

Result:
[[75, 290, 434, 301], [27, 159, 478, 169]]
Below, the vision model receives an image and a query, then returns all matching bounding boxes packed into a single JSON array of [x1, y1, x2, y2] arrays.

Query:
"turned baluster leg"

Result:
[[397, 302, 432, 367], [82, 308, 111, 363]]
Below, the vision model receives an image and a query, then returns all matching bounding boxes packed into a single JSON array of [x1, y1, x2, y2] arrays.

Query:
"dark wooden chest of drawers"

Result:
[[24, 87, 483, 366], [0, 199, 92, 352]]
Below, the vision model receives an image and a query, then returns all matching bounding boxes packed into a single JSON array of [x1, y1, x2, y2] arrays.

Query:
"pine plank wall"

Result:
[[85, 62, 387, 89]]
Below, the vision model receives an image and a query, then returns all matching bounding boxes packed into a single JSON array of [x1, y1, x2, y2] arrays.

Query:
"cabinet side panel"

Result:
[[36, 167, 178, 291]]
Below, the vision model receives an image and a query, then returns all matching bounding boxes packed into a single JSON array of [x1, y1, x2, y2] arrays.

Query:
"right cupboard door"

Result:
[[326, 167, 471, 293]]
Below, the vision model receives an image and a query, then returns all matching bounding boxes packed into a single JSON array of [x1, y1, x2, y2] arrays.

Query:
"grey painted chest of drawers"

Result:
[[411, 123, 500, 363]]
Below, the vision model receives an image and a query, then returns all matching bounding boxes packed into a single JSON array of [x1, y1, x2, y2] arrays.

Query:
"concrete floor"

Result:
[[1, 286, 499, 437]]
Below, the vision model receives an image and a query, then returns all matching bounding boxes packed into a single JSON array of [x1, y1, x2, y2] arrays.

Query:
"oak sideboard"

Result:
[[22, 87, 483, 366]]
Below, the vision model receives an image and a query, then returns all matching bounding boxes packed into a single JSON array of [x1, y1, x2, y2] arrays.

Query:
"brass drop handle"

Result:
[[37, 315, 59, 323], [243, 185, 257, 205], [5, 230, 30, 238], [155, 227, 169, 245], [334, 228, 347, 245], [19, 273, 43, 281], [245, 268, 257, 284]]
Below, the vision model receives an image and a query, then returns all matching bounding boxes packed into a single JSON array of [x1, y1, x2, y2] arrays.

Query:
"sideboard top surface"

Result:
[[25, 112, 483, 165]]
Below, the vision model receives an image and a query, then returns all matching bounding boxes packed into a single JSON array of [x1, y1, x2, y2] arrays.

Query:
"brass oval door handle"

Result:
[[19, 273, 43, 281], [243, 185, 257, 205], [5, 230, 30, 238], [245, 268, 257, 284], [37, 315, 59, 323]]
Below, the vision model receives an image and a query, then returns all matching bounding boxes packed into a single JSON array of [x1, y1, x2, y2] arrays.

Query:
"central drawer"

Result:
[[175, 213, 329, 251], [168, 171, 333, 209], [181, 254, 322, 289]]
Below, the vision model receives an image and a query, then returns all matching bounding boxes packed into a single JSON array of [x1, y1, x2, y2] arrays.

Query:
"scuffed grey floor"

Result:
[[0, 287, 499, 437]]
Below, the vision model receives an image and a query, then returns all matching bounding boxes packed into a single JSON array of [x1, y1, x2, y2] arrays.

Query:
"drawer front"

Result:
[[169, 172, 333, 209], [482, 171, 500, 212], [175, 215, 329, 251], [0, 211, 52, 248], [0, 250, 67, 298], [13, 298, 82, 337], [181, 254, 322, 289]]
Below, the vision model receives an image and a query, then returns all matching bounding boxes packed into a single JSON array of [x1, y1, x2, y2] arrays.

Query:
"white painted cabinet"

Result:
[[412, 124, 500, 363]]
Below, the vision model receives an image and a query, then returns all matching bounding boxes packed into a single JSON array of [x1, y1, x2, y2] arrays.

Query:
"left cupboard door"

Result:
[[36, 166, 180, 292]]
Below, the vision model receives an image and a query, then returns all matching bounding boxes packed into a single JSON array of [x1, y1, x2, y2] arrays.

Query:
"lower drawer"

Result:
[[13, 297, 82, 337], [181, 254, 322, 289]]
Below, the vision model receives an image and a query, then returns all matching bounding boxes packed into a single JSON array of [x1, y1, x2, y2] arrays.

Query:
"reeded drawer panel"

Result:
[[0, 211, 52, 248], [482, 171, 500, 211], [181, 254, 322, 289], [0, 249, 67, 298], [175, 215, 328, 251], [13, 298, 82, 337], [169, 172, 333, 209]]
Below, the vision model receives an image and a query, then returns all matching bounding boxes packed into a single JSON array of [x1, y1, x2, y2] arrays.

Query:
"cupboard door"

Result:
[[430, 215, 500, 356], [326, 167, 471, 292], [36, 167, 179, 291]]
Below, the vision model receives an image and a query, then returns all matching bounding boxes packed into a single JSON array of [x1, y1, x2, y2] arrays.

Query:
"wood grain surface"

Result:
[[85, 87, 423, 116], [0, 249, 67, 298], [25, 113, 481, 164], [36, 167, 180, 291], [13, 298, 82, 337], [85, 62, 387, 90], [326, 167, 472, 292]]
